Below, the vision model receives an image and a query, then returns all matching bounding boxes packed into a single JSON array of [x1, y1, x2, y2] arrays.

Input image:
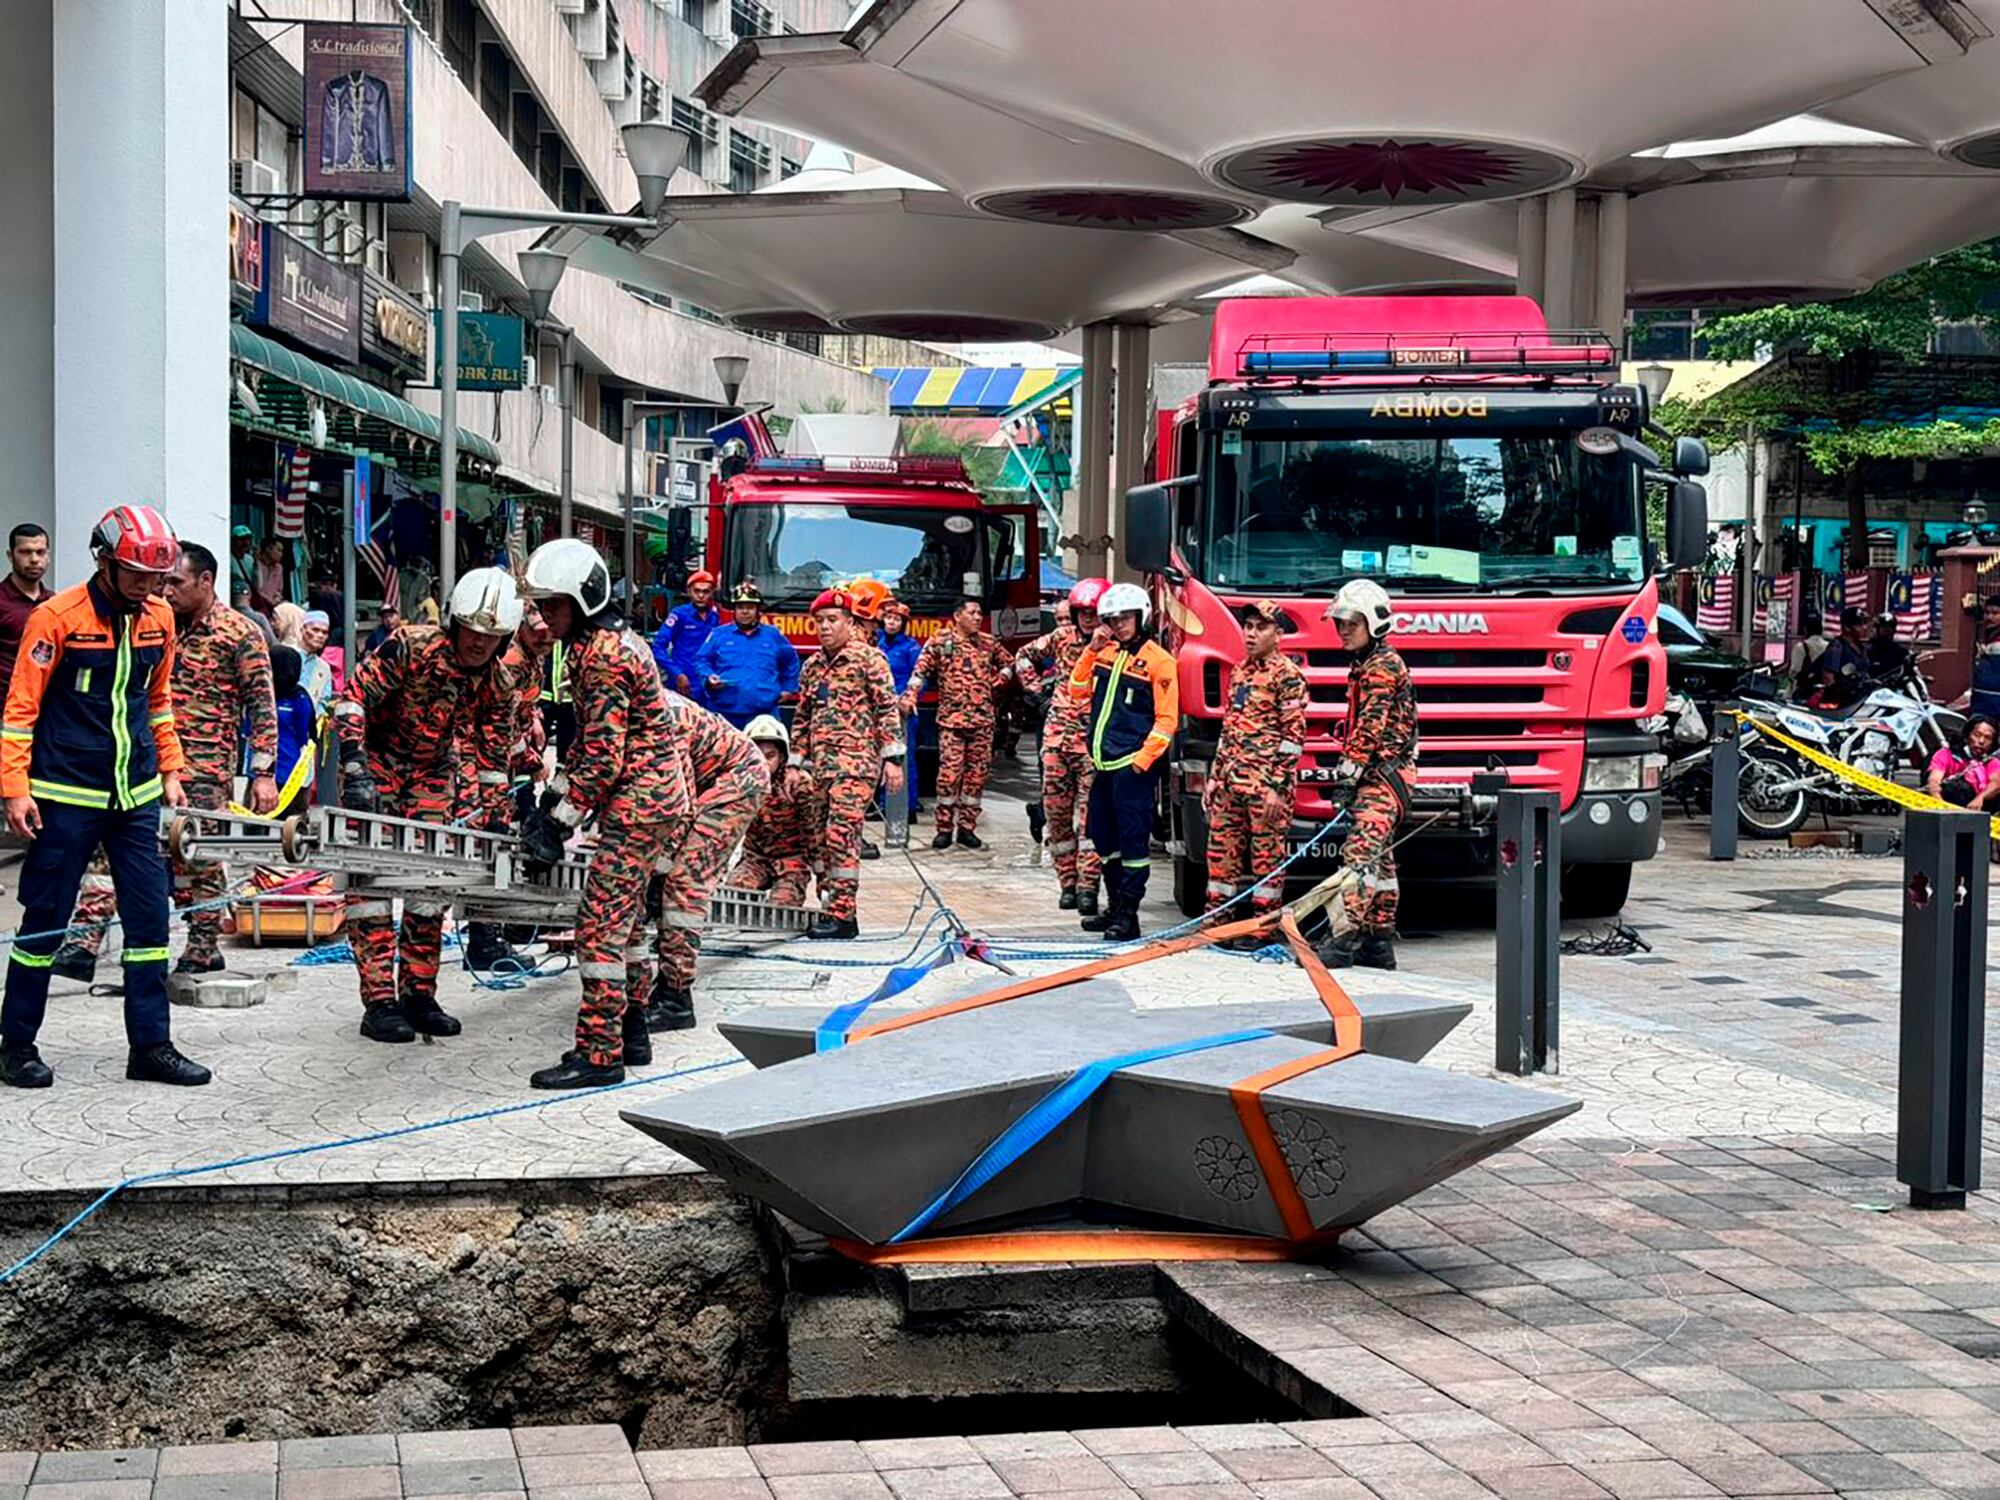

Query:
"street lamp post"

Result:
[[434, 121, 687, 596]]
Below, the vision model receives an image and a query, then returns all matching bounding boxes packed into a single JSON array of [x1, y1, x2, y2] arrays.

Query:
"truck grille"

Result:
[[1303, 647, 1546, 669]]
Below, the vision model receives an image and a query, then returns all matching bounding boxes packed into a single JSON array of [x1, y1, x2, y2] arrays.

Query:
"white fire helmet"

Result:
[[1325, 578, 1393, 638], [446, 567, 524, 637], [1098, 581, 1151, 625], [521, 538, 613, 619], [744, 714, 791, 759]]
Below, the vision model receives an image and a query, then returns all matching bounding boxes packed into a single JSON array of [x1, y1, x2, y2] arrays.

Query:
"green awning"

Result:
[[230, 322, 501, 465]]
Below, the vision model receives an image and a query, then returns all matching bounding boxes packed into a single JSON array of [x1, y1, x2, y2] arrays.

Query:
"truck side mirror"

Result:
[[1673, 435, 1709, 477], [1124, 479, 1185, 575], [1666, 479, 1708, 569]]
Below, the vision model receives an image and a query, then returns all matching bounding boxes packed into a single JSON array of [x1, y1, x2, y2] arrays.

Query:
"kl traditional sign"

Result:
[[302, 22, 412, 202], [252, 226, 362, 365], [444, 311, 526, 391], [228, 200, 264, 297]]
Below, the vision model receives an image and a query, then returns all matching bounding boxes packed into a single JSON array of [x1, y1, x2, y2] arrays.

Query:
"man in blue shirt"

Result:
[[876, 598, 922, 820], [651, 569, 720, 704], [695, 582, 800, 727]]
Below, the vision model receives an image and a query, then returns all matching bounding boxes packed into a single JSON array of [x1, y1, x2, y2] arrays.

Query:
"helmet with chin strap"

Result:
[[1097, 581, 1150, 625], [522, 539, 613, 621], [92, 505, 180, 575]]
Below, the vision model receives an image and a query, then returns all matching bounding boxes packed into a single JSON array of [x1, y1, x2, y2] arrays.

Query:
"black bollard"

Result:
[[1898, 810, 1987, 1210], [1495, 789, 1560, 1076], [1709, 705, 1739, 862]]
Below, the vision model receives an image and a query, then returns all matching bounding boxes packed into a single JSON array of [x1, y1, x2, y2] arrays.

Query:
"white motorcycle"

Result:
[[1731, 663, 1963, 838]]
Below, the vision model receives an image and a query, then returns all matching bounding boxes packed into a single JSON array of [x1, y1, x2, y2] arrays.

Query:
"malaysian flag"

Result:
[[1890, 571, 1940, 642], [275, 445, 310, 539], [357, 518, 398, 613], [1697, 572, 1736, 633], [1843, 572, 1873, 614]]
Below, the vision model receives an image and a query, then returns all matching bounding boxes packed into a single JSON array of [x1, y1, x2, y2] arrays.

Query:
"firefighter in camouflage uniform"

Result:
[[794, 588, 905, 940], [905, 597, 1014, 849], [727, 715, 810, 905], [56, 542, 281, 979], [1319, 579, 1417, 971], [641, 692, 769, 1032], [1205, 599, 1307, 946], [518, 538, 691, 1088], [1016, 577, 1108, 913], [334, 567, 522, 1043]]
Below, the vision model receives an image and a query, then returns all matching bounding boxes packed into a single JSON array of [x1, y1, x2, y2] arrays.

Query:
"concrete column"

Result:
[[49, 0, 229, 582], [1110, 322, 1152, 584], [0, 4, 54, 556], [1540, 188, 1577, 331], [1075, 321, 1115, 579], [1514, 196, 1546, 308], [1570, 195, 1599, 333], [1594, 191, 1629, 354]]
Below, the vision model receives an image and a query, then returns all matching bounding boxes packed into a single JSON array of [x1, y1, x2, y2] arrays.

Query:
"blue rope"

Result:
[[0, 1056, 746, 1288], [890, 1027, 1273, 1242], [813, 937, 962, 1051]]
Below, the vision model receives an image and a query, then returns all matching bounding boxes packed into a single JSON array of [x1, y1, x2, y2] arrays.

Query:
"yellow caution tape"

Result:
[[1739, 713, 2000, 840]]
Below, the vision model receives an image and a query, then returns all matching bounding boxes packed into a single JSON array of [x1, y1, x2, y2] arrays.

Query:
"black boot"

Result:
[[931, 831, 954, 850], [0, 1044, 53, 1089], [50, 944, 97, 984], [1104, 897, 1141, 943], [1076, 886, 1099, 919], [173, 952, 225, 976], [645, 976, 697, 1032], [401, 993, 463, 1037], [1078, 901, 1115, 932], [860, 839, 881, 861], [623, 1006, 654, 1066], [359, 1003, 416, 1044], [1357, 932, 1398, 971], [1058, 886, 1078, 911], [530, 1055, 624, 1090], [807, 913, 859, 941], [1027, 802, 1046, 845], [1315, 931, 1364, 969], [127, 1042, 211, 1086], [955, 830, 983, 850], [463, 922, 513, 971]]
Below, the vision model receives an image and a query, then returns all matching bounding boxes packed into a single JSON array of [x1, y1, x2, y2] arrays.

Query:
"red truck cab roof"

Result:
[[1208, 294, 1615, 383]]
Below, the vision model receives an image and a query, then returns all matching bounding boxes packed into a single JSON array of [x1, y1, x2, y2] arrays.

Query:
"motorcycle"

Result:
[[1728, 661, 1963, 838]]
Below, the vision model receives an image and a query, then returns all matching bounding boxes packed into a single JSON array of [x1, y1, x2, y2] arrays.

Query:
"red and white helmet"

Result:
[[92, 505, 180, 574], [1069, 577, 1111, 614]]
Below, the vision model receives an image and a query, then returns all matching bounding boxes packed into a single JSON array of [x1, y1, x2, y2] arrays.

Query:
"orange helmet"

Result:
[[847, 578, 892, 622], [92, 505, 180, 574]]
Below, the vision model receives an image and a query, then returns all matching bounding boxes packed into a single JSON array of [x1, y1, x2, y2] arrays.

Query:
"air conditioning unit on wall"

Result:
[[231, 158, 282, 196]]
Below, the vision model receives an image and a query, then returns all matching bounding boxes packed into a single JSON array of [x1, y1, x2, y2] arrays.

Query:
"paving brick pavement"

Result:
[[0, 774, 1936, 1192]]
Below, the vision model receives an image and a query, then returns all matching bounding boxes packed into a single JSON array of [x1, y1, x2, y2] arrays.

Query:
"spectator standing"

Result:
[[651, 570, 721, 703], [1785, 611, 1829, 685], [228, 526, 257, 611], [299, 609, 337, 709], [0, 523, 52, 691], [693, 583, 800, 727], [1972, 594, 2000, 720], [253, 536, 287, 616], [361, 605, 402, 661]]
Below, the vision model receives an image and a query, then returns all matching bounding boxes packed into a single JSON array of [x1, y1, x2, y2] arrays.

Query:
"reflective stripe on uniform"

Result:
[[1278, 740, 1303, 755], [1047, 838, 1077, 856], [122, 946, 170, 965], [150, 710, 174, 728], [579, 961, 626, 980], [623, 945, 649, 965], [662, 908, 703, 930], [332, 700, 363, 717], [109, 612, 135, 803], [477, 771, 508, 786], [0, 725, 31, 742], [934, 795, 957, 807], [346, 899, 393, 918], [829, 861, 860, 879], [9, 948, 53, 969], [125, 776, 163, 805], [29, 778, 109, 808]]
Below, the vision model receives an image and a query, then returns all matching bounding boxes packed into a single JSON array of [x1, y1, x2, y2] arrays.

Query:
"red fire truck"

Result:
[[1124, 295, 1710, 917], [688, 450, 1043, 773]]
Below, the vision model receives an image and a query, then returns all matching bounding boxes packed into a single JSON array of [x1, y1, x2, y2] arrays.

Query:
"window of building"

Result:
[[680, 0, 708, 24], [1628, 308, 1709, 362], [232, 90, 294, 195], [730, 0, 773, 39], [672, 97, 719, 177], [729, 129, 771, 194], [780, 155, 802, 180], [640, 75, 663, 123]]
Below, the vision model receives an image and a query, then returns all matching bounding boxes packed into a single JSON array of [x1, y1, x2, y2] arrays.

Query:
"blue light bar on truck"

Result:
[[1236, 335, 1618, 377], [747, 454, 972, 483]]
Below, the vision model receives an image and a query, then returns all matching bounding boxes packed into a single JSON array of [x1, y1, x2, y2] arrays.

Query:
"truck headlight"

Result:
[[1583, 755, 1645, 792]]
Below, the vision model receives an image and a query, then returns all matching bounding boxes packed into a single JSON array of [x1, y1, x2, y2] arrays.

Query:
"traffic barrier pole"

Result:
[[1495, 789, 1559, 1076], [1710, 705, 1739, 861], [1898, 809, 1987, 1210]]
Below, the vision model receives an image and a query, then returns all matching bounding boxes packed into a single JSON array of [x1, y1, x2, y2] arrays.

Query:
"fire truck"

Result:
[[666, 435, 1042, 777], [1124, 295, 1710, 918]]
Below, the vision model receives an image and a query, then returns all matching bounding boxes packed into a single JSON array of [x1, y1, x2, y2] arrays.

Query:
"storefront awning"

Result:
[[230, 323, 501, 465], [873, 364, 1077, 415]]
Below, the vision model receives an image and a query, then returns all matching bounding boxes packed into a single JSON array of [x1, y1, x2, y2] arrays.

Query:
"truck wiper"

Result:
[[1477, 573, 1624, 591], [1289, 574, 1464, 594]]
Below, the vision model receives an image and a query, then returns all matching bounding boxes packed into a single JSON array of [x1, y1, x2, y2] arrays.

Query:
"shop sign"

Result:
[[440, 311, 526, 390], [361, 270, 429, 376], [302, 22, 413, 202], [252, 226, 362, 365], [228, 199, 265, 300]]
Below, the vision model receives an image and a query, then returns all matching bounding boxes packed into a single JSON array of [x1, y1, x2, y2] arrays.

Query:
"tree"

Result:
[[1658, 239, 2000, 567]]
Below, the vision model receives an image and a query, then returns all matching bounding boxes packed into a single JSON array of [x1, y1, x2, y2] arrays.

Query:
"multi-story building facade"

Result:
[[1, 0, 886, 608]]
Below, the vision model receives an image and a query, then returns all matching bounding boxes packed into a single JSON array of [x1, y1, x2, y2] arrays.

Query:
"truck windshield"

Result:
[[723, 502, 985, 612], [1202, 434, 1644, 593]]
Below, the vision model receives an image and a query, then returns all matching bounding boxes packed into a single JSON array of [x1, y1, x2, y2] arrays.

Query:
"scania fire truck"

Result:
[[1124, 296, 1710, 917]]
